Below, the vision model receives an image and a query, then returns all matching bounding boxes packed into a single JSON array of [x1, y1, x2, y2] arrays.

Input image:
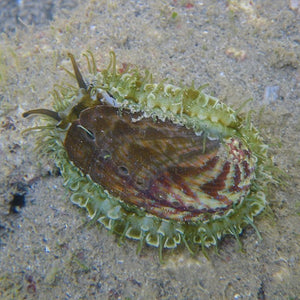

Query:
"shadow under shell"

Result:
[[64, 105, 255, 223]]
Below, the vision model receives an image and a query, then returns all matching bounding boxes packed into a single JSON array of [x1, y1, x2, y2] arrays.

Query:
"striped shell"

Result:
[[65, 106, 255, 223], [24, 52, 270, 261]]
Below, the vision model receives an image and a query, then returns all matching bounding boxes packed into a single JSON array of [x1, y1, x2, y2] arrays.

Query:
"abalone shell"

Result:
[[64, 105, 255, 223]]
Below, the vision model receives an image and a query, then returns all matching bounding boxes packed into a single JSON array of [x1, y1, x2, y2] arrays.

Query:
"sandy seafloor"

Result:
[[0, 0, 300, 299]]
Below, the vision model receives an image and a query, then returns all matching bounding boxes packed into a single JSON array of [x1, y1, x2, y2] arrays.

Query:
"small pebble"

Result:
[[263, 85, 280, 104], [290, 0, 300, 13]]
